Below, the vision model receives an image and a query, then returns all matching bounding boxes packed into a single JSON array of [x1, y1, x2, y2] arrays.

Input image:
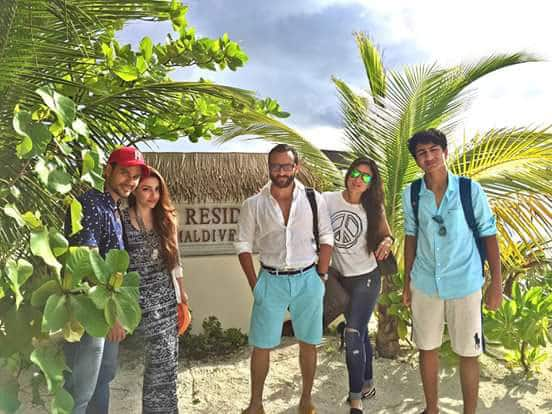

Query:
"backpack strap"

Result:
[[305, 187, 320, 254], [410, 178, 423, 234], [459, 177, 486, 264]]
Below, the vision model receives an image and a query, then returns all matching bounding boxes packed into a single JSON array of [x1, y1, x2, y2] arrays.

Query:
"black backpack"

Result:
[[410, 176, 487, 267]]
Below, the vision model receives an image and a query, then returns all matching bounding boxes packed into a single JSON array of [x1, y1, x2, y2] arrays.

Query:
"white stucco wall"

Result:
[[182, 254, 259, 334]]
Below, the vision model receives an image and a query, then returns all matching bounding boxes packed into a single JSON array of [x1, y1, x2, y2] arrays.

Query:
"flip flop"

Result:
[[350, 408, 363, 414]]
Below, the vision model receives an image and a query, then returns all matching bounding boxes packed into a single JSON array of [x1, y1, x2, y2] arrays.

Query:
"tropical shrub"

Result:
[[485, 282, 552, 373], [179, 316, 248, 361]]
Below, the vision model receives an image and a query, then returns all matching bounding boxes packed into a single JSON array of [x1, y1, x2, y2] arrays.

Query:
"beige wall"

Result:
[[183, 254, 259, 334]]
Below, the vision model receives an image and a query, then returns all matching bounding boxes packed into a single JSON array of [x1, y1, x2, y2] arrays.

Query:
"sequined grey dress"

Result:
[[122, 210, 179, 414]]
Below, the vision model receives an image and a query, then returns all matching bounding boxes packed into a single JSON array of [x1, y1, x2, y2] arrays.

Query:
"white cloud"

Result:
[[349, 0, 552, 138]]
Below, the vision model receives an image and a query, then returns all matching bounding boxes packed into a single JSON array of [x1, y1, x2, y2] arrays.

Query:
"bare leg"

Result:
[[459, 356, 479, 414], [419, 349, 439, 414], [298, 341, 317, 409], [244, 347, 270, 413]]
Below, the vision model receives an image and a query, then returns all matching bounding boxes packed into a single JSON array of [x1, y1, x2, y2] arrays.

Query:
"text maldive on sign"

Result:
[[177, 203, 241, 256]]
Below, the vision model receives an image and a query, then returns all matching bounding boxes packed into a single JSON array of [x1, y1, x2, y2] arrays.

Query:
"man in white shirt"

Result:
[[235, 144, 334, 414]]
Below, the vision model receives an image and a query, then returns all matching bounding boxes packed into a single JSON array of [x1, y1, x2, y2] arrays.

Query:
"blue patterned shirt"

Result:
[[402, 172, 497, 300], [64, 189, 125, 257]]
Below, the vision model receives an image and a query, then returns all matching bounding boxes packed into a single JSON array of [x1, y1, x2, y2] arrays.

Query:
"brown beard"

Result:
[[270, 173, 294, 188]]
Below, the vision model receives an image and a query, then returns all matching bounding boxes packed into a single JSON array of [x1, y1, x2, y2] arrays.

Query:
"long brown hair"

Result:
[[344, 158, 386, 252], [129, 167, 179, 271]]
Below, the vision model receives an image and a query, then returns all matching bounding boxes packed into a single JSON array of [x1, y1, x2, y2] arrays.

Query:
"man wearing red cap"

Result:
[[63, 147, 149, 414]]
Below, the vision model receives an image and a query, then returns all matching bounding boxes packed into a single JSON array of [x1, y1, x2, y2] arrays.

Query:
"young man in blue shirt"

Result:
[[63, 147, 149, 414], [401, 129, 502, 414]]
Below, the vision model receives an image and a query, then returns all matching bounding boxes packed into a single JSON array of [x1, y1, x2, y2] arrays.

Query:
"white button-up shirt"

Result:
[[234, 180, 334, 269]]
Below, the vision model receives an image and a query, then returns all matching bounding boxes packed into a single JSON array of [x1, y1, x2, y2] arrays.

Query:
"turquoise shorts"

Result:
[[248, 266, 325, 349]]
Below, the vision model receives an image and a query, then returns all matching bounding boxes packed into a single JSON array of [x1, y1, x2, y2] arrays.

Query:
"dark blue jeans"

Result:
[[63, 334, 119, 414], [339, 269, 381, 400]]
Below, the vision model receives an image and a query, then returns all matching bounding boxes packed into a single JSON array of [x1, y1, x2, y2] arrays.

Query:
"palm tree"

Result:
[[0, 0, 275, 260], [219, 33, 552, 357]]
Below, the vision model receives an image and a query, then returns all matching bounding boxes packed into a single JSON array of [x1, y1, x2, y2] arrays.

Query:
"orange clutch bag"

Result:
[[177, 302, 191, 336]]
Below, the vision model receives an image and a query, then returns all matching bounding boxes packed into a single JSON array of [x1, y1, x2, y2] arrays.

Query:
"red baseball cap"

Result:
[[107, 147, 150, 176]]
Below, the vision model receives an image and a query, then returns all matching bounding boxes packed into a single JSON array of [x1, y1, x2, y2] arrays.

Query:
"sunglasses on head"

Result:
[[432, 215, 447, 236], [350, 168, 373, 184]]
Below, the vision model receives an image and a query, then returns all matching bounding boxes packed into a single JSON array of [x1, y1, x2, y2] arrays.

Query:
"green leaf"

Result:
[[49, 228, 68, 256], [104, 298, 118, 327], [122, 271, 140, 288], [112, 290, 141, 333], [42, 294, 69, 332], [30, 345, 69, 393], [5, 258, 33, 308], [3, 204, 25, 227], [69, 198, 83, 236], [13, 109, 53, 158], [64, 246, 93, 286], [51, 387, 74, 414], [62, 318, 85, 342], [48, 169, 73, 194], [136, 56, 148, 74], [89, 250, 110, 284], [88, 285, 111, 309], [12, 109, 32, 137], [30, 228, 62, 273], [21, 211, 43, 230], [140, 37, 153, 62], [71, 118, 89, 138], [31, 280, 61, 307], [70, 295, 110, 337], [35, 158, 50, 185], [36, 87, 76, 127], [112, 64, 140, 82], [105, 249, 129, 273]]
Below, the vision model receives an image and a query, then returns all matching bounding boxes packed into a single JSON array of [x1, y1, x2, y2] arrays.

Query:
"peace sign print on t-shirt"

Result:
[[331, 210, 363, 249]]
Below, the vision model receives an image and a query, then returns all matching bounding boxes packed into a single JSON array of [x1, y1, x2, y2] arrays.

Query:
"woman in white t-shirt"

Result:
[[323, 158, 393, 414]]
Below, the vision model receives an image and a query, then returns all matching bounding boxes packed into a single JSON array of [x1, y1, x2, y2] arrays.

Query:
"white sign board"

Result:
[[176, 203, 241, 256]]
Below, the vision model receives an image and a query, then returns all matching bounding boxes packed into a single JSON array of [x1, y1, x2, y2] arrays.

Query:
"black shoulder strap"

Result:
[[459, 177, 476, 234], [410, 178, 423, 232], [459, 177, 486, 264], [305, 187, 319, 254]]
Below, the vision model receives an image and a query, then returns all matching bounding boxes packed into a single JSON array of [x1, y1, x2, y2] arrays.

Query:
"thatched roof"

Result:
[[144, 152, 322, 203]]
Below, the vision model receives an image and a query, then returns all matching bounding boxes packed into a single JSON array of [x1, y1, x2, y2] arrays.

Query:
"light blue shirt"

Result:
[[402, 172, 496, 300]]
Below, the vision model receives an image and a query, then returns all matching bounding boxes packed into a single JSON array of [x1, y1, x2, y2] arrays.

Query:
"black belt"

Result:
[[261, 263, 315, 276]]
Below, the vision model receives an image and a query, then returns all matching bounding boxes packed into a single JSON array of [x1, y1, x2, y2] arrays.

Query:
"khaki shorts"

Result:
[[411, 284, 483, 357]]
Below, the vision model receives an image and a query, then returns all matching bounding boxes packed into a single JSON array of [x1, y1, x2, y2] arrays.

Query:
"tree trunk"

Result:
[[376, 276, 400, 358]]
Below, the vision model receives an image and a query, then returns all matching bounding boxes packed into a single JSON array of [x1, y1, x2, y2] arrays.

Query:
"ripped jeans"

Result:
[[339, 269, 381, 400]]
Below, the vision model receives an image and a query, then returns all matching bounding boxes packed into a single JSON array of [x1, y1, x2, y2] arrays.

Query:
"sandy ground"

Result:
[[109, 336, 551, 414], [16, 334, 552, 413]]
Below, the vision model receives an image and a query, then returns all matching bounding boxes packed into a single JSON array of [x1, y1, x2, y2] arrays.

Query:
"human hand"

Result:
[[180, 287, 189, 305], [375, 237, 393, 261], [402, 284, 412, 308], [485, 282, 503, 311], [107, 320, 126, 342]]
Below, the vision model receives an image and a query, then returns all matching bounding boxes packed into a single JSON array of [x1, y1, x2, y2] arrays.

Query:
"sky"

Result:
[[118, 0, 552, 153]]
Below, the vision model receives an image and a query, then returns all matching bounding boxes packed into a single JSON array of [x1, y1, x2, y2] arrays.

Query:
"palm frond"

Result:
[[354, 33, 386, 102], [449, 127, 552, 197], [217, 112, 341, 188]]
